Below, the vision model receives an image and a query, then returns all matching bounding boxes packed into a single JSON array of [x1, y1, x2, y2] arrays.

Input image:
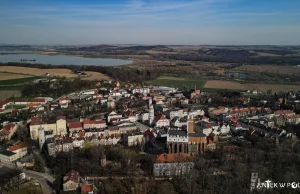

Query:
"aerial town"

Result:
[[1, 78, 300, 193]]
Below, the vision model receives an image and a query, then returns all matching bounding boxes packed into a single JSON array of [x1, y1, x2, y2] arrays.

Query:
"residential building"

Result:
[[107, 111, 122, 122], [63, 170, 80, 192], [0, 150, 18, 164], [0, 123, 17, 140], [122, 132, 144, 146], [132, 87, 150, 96], [8, 143, 27, 160], [153, 113, 170, 127], [152, 153, 194, 177]]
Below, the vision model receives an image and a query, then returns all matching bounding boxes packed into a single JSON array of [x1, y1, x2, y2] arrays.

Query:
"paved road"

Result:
[[2, 164, 55, 194], [24, 170, 55, 194]]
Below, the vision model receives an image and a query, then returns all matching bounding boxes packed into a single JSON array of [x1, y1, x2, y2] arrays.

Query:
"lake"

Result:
[[0, 52, 132, 66]]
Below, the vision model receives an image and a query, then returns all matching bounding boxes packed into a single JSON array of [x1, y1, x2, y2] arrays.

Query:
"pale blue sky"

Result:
[[0, 0, 299, 45]]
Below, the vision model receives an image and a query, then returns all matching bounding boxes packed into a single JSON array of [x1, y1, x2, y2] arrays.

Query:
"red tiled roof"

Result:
[[81, 185, 93, 194], [69, 122, 82, 129], [152, 153, 194, 163], [30, 98, 46, 103], [63, 170, 79, 184], [0, 123, 16, 135], [94, 120, 106, 124], [82, 119, 90, 124], [204, 124, 212, 128], [154, 113, 167, 122], [0, 100, 9, 108], [59, 97, 70, 101], [56, 116, 66, 120], [8, 143, 27, 151]]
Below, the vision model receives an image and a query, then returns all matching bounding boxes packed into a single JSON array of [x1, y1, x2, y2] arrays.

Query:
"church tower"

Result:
[[187, 115, 194, 133], [38, 126, 45, 150]]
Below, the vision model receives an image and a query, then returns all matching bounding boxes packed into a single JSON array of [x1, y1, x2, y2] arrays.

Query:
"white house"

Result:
[[167, 128, 188, 143], [136, 111, 150, 122], [132, 87, 150, 96], [154, 113, 170, 127], [107, 111, 123, 122], [124, 111, 136, 122]]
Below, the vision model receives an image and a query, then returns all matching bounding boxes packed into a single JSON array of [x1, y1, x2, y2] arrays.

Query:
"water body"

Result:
[[0, 52, 132, 66], [227, 72, 248, 79]]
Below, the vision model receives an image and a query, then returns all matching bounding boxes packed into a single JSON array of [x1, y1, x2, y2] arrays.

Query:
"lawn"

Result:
[[5, 104, 26, 110], [147, 76, 207, 90], [0, 76, 41, 85]]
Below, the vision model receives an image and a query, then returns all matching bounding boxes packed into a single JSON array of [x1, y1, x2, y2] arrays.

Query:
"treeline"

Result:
[[21, 78, 97, 97], [165, 54, 300, 66], [0, 62, 160, 83]]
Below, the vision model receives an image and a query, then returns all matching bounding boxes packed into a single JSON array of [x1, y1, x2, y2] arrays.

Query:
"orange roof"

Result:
[[81, 185, 93, 193], [152, 153, 194, 163], [27, 103, 40, 108], [82, 119, 90, 124], [8, 143, 27, 151], [60, 97, 70, 101]]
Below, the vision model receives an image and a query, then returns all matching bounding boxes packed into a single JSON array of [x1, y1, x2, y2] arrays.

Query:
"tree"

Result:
[[267, 89, 272, 96]]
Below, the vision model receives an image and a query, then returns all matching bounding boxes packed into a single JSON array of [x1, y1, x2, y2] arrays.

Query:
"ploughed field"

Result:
[[204, 80, 300, 93], [236, 65, 300, 76]]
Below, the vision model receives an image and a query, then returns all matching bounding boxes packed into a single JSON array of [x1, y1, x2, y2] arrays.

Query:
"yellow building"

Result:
[[30, 116, 67, 140]]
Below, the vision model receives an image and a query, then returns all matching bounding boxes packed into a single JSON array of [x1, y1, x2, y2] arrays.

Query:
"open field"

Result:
[[81, 71, 110, 80], [0, 90, 21, 100], [236, 65, 300, 75], [246, 84, 300, 93], [0, 72, 32, 80], [204, 80, 246, 90], [0, 76, 41, 85], [204, 80, 300, 93], [147, 76, 206, 89], [0, 66, 110, 80], [7, 185, 42, 194]]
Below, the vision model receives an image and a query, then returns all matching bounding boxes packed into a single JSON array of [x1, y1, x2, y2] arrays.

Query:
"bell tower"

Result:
[[187, 115, 194, 133]]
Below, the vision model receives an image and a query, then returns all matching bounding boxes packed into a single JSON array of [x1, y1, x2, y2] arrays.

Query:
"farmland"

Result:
[[0, 76, 41, 85], [204, 80, 300, 93], [0, 72, 32, 80], [146, 76, 206, 90], [236, 65, 300, 76], [0, 66, 110, 80]]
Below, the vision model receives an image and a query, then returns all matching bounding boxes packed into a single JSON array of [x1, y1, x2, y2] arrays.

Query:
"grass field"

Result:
[[147, 76, 206, 89], [5, 104, 26, 110], [0, 90, 21, 100], [0, 76, 41, 85]]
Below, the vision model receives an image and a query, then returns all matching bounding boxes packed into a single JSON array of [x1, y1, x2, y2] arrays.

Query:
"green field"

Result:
[[0, 76, 41, 85], [5, 104, 26, 110], [147, 76, 206, 89], [7, 185, 42, 194]]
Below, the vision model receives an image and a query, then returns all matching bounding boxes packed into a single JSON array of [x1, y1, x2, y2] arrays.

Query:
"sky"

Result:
[[0, 0, 300, 45]]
